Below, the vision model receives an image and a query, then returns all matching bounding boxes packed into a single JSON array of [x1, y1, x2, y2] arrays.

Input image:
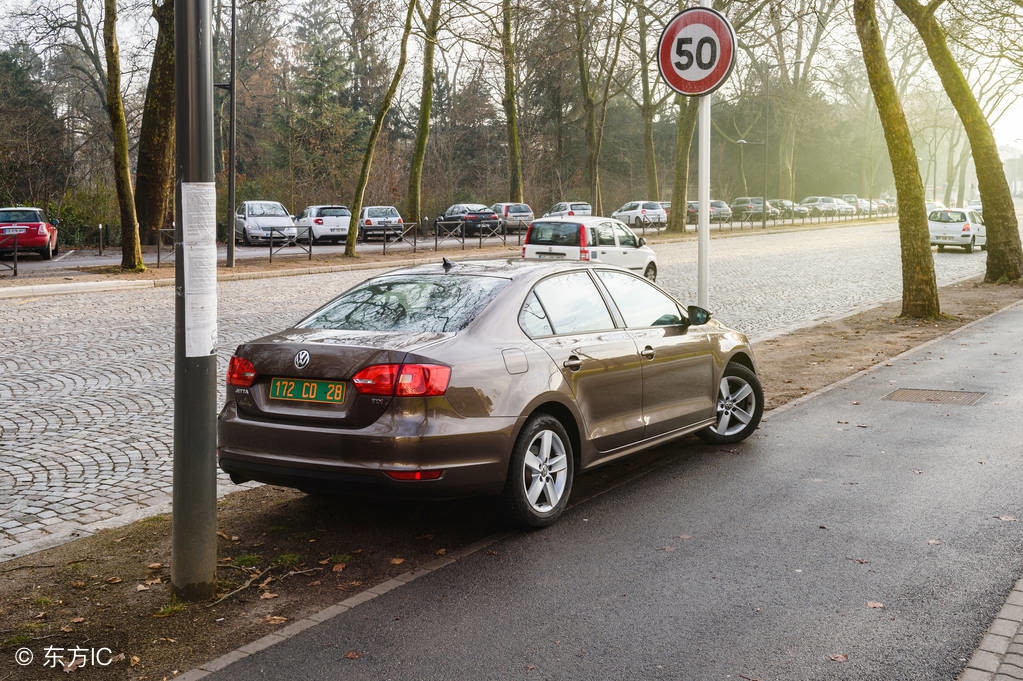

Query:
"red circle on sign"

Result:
[[657, 7, 735, 96]]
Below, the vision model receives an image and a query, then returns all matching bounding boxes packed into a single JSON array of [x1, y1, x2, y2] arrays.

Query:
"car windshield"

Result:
[[367, 207, 398, 218], [298, 275, 509, 333], [248, 202, 288, 217], [528, 221, 581, 246], [319, 207, 350, 217], [0, 209, 39, 222]]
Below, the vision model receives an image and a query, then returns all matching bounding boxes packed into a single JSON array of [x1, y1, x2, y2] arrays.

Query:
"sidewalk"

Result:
[[170, 300, 1023, 681]]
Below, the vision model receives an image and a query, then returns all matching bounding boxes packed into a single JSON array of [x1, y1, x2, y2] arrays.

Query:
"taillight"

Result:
[[522, 223, 534, 257], [314, 218, 324, 225], [351, 363, 450, 396], [397, 218, 403, 223], [579, 225, 590, 261], [567, 211, 575, 216], [963, 224, 971, 232], [227, 356, 257, 387], [37, 225, 48, 236]]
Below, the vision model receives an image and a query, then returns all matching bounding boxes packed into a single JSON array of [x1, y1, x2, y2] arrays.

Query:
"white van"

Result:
[[522, 216, 658, 280]]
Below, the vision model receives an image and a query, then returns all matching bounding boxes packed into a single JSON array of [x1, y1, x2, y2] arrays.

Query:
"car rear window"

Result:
[[527, 221, 582, 246], [0, 210, 40, 222], [570, 203, 592, 212], [298, 275, 508, 333], [367, 207, 399, 218], [319, 207, 351, 217], [508, 204, 530, 214]]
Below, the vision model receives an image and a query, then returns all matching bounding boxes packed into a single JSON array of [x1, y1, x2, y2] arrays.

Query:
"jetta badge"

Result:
[[293, 350, 310, 370]]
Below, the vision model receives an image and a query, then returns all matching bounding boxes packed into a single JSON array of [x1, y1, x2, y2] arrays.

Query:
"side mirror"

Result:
[[638, 237, 646, 247], [687, 305, 712, 326]]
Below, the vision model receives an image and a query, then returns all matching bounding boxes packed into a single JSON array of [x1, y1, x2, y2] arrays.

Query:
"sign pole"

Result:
[[656, 4, 735, 311], [172, 0, 219, 601]]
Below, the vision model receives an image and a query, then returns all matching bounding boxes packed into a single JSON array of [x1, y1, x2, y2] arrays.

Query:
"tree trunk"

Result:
[[500, 0, 523, 202], [406, 0, 440, 227], [134, 0, 175, 247], [893, 0, 1022, 283], [853, 0, 939, 318], [103, 0, 143, 271], [343, 0, 416, 257], [667, 95, 698, 234]]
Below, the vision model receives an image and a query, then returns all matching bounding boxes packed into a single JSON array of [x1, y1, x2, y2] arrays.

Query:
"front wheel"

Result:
[[643, 263, 657, 281], [697, 363, 764, 445], [500, 414, 574, 528]]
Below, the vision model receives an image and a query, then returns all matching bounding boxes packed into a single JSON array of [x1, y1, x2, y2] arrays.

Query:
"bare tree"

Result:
[[853, 0, 938, 317], [893, 0, 1022, 283]]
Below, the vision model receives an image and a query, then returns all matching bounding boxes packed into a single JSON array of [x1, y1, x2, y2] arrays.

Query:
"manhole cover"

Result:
[[882, 388, 985, 406]]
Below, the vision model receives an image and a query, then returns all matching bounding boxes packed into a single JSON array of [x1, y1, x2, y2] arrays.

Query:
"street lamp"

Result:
[[761, 60, 804, 230]]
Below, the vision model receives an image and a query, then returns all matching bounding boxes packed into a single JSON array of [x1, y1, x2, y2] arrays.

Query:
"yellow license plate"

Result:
[[268, 377, 346, 404]]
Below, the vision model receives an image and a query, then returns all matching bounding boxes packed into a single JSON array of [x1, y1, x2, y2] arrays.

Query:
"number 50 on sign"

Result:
[[657, 7, 736, 97]]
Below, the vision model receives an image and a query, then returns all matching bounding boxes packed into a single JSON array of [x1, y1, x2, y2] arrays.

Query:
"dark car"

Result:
[[729, 197, 778, 221], [441, 203, 501, 237], [768, 199, 809, 219], [0, 206, 59, 259], [218, 259, 763, 527]]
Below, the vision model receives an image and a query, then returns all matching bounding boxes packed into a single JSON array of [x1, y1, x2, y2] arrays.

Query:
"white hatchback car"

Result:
[[295, 205, 351, 244], [522, 216, 658, 280], [543, 201, 593, 218], [928, 207, 986, 253], [234, 200, 298, 245], [611, 200, 667, 227]]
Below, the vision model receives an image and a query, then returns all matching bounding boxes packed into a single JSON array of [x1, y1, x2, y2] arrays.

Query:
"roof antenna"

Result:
[[442, 257, 454, 271]]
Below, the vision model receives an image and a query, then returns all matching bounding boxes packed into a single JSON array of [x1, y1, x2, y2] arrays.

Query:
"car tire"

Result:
[[697, 363, 764, 445], [643, 263, 657, 281], [39, 237, 54, 260], [964, 237, 974, 254], [243, 229, 253, 246], [500, 413, 574, 528], [937, 244, 944, 252]]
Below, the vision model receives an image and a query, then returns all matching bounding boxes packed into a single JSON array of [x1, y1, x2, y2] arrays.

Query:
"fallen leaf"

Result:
[[259, 576, 274, 588], [847, 557, 870, 565], [390, 557, 405, 565], [487, 550, 500, 556], [130, 655, 140, 667], [62, 658, 84, 672], [106, 576, 123, 584], [159, 637, 177, 643], [996, 515, 1017, 522], [851, 401, 860, 405], [829, 653, 849, 662], [912, 469, 924, 475], [344, 650, 362, 660], [33, 611, 46, 619], [856, 424, 868, 428], [71, 581, 85, 589], [663, 546, 676, 552], [216, 531, 230, 540], [71, 617, 85, 623], [136, 584, 150, 592], [308, 538, 317, 542], [308, 580, 322, 586], [435, 548, 447, 556], [866, 601, 884, 609], [114, 536, 128, 543], [147, 562, 163, 570], [318, 559, 331, 565], [259, 592, 279, 600], [927, 539, 941, 545], [145, 577, 162, 585], [109, 653, 126, 663], [679, 535, 694, 540], [218, 557, 234, 563], [332, 563, 346, 573], [60, 625, 73, 632], [261, 615, 287, 625]]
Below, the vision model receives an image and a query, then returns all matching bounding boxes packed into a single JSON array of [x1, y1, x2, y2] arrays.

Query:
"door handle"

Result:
[[639, 347, 655, 360], [563, 356, 583, 371]]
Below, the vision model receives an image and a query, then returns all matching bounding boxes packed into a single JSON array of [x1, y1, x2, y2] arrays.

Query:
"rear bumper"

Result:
[[217, 402, 516, 498]]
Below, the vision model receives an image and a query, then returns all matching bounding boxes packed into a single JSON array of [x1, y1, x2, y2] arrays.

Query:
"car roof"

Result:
[[306, 204, 348, 209], [532, 215, 622, 226], [383, 258, 628, 282]]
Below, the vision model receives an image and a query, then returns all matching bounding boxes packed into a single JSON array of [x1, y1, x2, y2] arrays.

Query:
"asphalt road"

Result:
[[201, 300, 1023, 681], [0, 221, 993, 559]]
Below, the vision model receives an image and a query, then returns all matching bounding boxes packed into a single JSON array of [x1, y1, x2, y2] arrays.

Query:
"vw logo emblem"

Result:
[[293, 350, 311, 370]]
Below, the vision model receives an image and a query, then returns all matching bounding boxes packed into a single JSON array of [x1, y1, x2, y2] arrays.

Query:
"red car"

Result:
[[0, 207, 59, 259]]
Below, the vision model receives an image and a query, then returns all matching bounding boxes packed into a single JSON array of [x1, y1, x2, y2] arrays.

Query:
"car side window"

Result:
[[613, 223, 637, 248], [518, 291, 554, 337], [532, 272, 615, 335], [595, 222, 615, 246], [597, 271, 683, 328]]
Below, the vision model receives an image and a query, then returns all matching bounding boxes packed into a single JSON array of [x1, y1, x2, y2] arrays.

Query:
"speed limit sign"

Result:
[[657, 7, 736, 97]]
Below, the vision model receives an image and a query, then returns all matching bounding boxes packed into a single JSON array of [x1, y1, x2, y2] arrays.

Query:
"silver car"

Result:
[[235, 201, 298, 246]]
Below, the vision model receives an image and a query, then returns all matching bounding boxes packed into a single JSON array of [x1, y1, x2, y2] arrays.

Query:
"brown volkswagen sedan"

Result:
[[218, 259, 763, 527]]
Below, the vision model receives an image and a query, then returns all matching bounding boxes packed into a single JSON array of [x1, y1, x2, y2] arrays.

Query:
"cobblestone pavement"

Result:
[[0, 222, 989, 559]]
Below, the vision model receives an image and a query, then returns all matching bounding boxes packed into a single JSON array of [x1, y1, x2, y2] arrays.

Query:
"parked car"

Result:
[[234, 200, 298, 246], [490, 202, 535, 233], [659, 201, 672, 218], [543, 201, 592, 218], [522, 215, 659, 280], [799, 196, 842, 217], [612, 200, 668, 227], [358, 205, 404, 241], [730, 197, 779, 220], [440, 203, 501, 237], [685, 200, 732, 224], [833, 198, 856, 216], [0, 206, 59, 259], [685, 201, 699, 224], [968, 199, 983, 214], [928, 207, 986, 253], [768, 199, 809, 219], [841, 194, 860, 212], [925, 200, 946, 215], [217, 258, 763, 527], [295, 205, 351, 244]]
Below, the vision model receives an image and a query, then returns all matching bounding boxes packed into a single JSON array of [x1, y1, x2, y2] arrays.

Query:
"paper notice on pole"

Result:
[[181, 182, 218, 357]]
